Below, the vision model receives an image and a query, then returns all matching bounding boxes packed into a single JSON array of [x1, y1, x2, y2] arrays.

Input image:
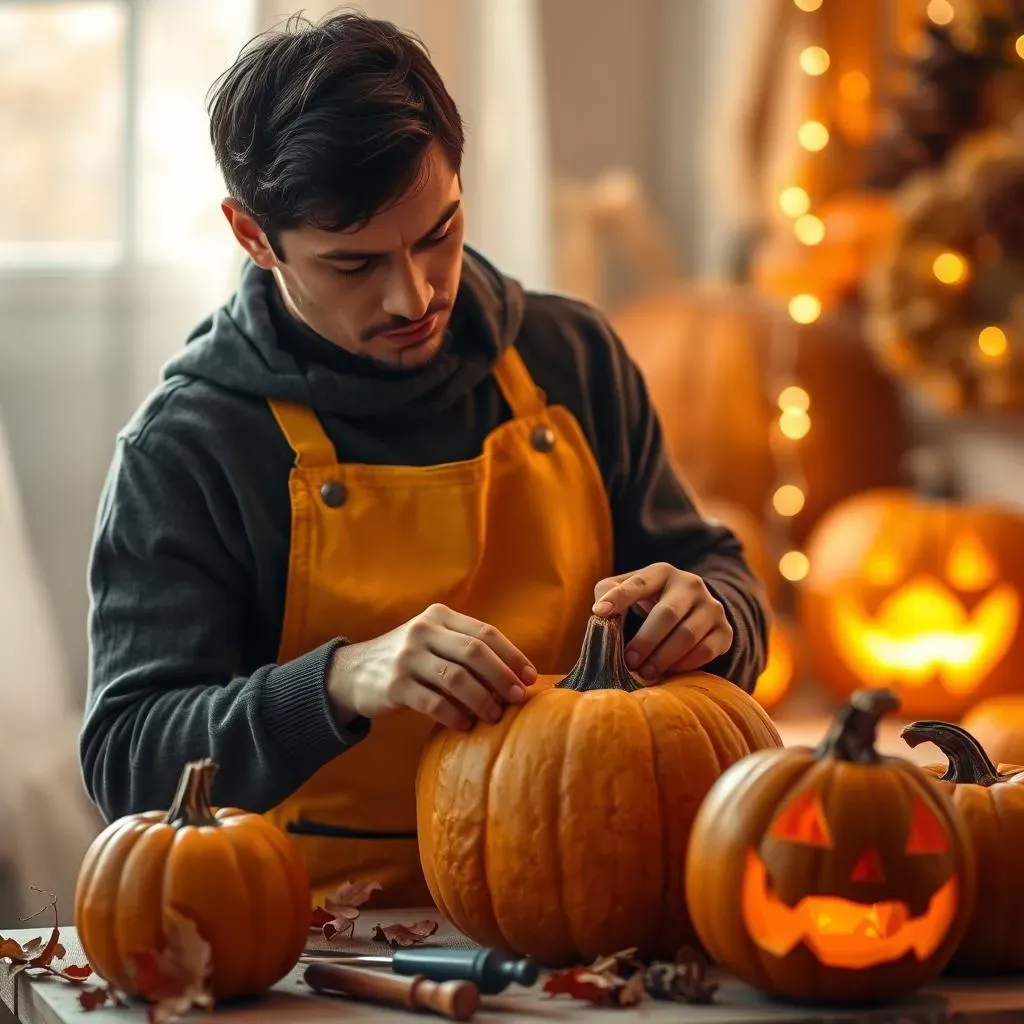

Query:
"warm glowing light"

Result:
[[793, 0, 822, 10], [778, 385, 810, 412], [978, 325, 1009, 360], [799, 46, 830, 76], [794, 214, 825, 245], [741, 851, 960, 970], [1016, 34, 1024, 59], [773, 485, 806, 517], [789, 294, 821, 324], [839, 70, 871, 100], [755, 625, 795, 709], [932, 252, 968, 285], [926, 0, 954, 25], [780, 550, 810, 582], [779, 186, 811, 217], [830, 578, 1020, 695], [946, 532, 998, 591], [779, 408, 811, 439], [798, 120, 830, 152]]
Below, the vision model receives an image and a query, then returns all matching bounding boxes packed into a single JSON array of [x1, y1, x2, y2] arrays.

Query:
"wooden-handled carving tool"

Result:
[[304, 961, 480, 1021]]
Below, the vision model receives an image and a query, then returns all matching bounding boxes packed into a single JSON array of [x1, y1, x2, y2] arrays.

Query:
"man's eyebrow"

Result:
[[316, 200, 461, 262]]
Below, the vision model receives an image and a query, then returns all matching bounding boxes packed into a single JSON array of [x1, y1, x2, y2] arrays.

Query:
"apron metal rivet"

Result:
[[530, 424, 556, 453], [320, 480, 347, 508]]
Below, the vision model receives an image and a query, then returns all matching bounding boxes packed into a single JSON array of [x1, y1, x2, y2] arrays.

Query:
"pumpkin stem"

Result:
[[164, 758, 220, 828], [556, 614, 642, 693], [814, 689, 900, 763], [900, 721, 1002, 786]]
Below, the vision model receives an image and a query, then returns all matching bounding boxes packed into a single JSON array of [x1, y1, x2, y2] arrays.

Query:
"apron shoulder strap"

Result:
[[267, 399, 337, 468], [492, 345, 547, 418]]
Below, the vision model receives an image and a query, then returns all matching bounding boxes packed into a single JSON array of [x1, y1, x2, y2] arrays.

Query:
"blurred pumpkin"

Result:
[[801, 487, 1024, 720], [960, 695, 1024, 766], [610, 283, 909, 546], [699, 496, 797, 710], [902, 719, 1024, 975], [686, 689, 975, 1004], [75, 759, 311, 1001], [752, 192, 898, 311], [416, 613, 782, 967]]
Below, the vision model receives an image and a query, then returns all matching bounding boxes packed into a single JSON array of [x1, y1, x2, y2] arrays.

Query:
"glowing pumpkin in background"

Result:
[[685, 690, 975, 1005], [609, 283, 909, 546], [800, 488, 1024, 720], [699, 496, 798, 710], [959, 695, 1024, 767]]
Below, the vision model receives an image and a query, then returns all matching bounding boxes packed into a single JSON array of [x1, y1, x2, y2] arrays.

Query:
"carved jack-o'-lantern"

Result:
[[685, 690, 975, 1004], [801, 488, 1024, 720]]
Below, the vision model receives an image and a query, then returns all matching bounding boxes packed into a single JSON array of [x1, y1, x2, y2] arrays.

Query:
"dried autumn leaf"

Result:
[[543, 968, 620, 1006], [371, 920, 439, 947], [0, 889, 92, 984], [126, 910, 214, 1024], [643, 946, 718, 1004], [78, 983, 127, 1011], [310, 880, 383, 941]]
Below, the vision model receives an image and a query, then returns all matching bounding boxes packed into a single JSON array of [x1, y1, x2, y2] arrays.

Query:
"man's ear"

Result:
[[221, 199, 278, 269]]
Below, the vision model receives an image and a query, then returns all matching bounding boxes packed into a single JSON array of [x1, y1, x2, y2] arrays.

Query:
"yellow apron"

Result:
[[262, 346, 613, 907]]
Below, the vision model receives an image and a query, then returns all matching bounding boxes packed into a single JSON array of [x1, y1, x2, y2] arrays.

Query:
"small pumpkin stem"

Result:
[[900, 721, 1002, 786], [556, 614, 642, 693], [815, 689, 900, 763], [164, 758, 220, 828]]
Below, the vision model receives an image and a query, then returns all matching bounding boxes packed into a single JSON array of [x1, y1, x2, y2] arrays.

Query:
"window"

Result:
[[0, 0, 256, 269]]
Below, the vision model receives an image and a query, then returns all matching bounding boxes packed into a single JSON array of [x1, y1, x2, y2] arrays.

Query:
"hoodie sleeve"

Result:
[[598, 319, 771, 693], [80, 435, 369, 823]]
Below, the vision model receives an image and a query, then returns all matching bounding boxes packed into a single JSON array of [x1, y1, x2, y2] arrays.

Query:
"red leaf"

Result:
[[371, 920, 439, 947], [543, 968, 619, 1005], [55, 963, 93, 982], [78, 984, 126, 1011], [126, 910, 214, 1024], [310, 880, 383, 942]]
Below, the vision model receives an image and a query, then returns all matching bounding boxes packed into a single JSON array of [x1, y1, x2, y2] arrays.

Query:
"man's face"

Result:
[[223, 142, 464, 370]]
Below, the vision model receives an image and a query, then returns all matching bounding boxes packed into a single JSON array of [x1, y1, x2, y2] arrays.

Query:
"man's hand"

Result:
[[592, 563, 733, 681], [326, 603, 537, 731]]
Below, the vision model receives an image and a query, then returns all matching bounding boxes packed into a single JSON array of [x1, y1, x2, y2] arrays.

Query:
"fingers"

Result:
[[592, 563, 673, 618], [634, 605, 733, 681], [430, 605, 537, 687]]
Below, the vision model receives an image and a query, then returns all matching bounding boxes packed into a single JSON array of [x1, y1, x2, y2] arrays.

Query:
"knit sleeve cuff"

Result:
[[259, 639, 370, 772]]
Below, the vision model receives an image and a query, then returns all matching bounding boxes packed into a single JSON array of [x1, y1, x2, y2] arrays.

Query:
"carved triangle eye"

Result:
[[905, 796, 949, 855], [769, 788, 833, 847], [850, 848, 886, 883]]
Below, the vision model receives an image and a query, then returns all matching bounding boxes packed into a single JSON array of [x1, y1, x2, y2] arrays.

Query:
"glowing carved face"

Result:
[[830, 530, 1019, 695], [741, 785, 960, 969]]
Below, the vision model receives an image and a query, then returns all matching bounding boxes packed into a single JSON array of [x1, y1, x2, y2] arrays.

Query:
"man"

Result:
[[80, 10, 769, 907]]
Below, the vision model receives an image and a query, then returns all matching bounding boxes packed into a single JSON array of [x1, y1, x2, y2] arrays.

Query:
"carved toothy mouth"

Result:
[[740, 851, 959, 969]]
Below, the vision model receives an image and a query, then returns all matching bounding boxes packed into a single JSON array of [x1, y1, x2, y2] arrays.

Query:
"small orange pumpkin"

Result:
[[75, 759, 311, 1000], [902, 720, 1024, 975], [416, 613, 782, 966], [685, 689, 975, 1004]]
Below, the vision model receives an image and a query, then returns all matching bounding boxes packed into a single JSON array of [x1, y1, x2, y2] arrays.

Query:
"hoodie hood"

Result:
[[162, 246, 525, 420]]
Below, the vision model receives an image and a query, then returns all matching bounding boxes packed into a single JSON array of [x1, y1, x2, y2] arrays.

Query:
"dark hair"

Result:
[[206, 8, 464, 256]]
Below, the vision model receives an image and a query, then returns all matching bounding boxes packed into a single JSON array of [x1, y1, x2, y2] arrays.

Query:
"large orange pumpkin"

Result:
[[609, 283, 909, 546], [685, 689, 976, 1005], [415, 613, 782, 966], [902, 720, 1024, 975], [75, 759, 311, 1001], [801, 488, 1024, 720]]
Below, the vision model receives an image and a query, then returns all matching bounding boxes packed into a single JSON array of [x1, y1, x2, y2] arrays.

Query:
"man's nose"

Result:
[[382, 253, 433, 322]]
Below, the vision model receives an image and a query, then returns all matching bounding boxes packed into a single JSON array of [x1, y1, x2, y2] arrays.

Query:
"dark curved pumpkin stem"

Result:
[[556, 614, 642, 693], [901, 721, 1002, 787], [164, 758, 219, 828], [815, 689, 900, 763]]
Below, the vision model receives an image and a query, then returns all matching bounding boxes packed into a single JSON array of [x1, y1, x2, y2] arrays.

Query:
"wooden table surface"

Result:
[[4, 912, 1024, 1023]]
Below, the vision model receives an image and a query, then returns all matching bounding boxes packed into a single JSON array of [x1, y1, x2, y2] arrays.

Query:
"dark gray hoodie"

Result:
[[80, 247, 769, 822]]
